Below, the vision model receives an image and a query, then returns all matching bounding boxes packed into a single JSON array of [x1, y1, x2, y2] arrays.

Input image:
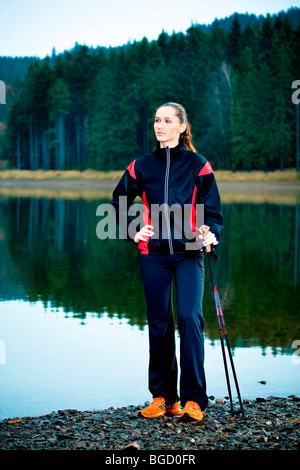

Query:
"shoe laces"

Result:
[[151, 397, 167, 409], [186, 401, 200, 410]]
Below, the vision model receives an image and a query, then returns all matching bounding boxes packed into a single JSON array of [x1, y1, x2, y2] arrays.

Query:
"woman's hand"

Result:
[[199, 229, 218, 248], [134, 225, 155, 244]]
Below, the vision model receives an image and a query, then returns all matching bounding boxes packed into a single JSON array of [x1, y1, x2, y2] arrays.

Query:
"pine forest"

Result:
[[1, 9, 300, 172]]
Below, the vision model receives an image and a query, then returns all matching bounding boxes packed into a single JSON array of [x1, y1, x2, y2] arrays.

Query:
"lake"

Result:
[[0, 181, 299, 420]]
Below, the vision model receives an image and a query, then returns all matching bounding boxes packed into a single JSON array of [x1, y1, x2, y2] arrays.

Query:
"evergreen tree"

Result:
[[230, 47, 262, 169], [48, 77, 71, 170], [227, 14, 243, 68], [2, 9, 300, 171]]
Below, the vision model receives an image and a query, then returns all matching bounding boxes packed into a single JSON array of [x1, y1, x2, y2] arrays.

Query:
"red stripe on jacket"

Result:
[[138, 190, 152, 255], [198, 161, 213, 176], [127, 160, 136, 179], [190, 186, 198, 233], [190, 161, 213, 237]]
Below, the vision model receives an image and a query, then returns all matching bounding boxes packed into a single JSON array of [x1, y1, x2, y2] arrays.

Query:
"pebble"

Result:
[[0, 396, 299, 451]]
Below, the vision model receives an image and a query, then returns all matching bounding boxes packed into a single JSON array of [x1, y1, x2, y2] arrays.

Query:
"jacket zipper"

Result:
[[164, 147, 174, 255]]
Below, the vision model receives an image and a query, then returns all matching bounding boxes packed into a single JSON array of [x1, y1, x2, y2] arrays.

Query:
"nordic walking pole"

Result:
[[200, 225, 245, 415]]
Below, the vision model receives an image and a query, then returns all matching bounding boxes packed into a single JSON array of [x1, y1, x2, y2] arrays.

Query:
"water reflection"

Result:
[[0, 193, 299, 354]]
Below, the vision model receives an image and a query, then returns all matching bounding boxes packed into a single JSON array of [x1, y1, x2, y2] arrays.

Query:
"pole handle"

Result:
[[199, 225, 211, 252]]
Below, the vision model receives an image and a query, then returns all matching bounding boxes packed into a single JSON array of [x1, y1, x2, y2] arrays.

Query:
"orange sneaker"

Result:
[[180, 401, 203, 421], [139, 398, 181, 418], [166, 401, 181, 416]]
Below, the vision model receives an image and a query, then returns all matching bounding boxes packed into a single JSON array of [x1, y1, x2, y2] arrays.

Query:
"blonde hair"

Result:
[[156, 102, 197, 152]]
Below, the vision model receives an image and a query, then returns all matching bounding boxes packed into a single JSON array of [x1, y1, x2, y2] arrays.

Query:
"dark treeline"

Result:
[[2, 9, 300, 171]]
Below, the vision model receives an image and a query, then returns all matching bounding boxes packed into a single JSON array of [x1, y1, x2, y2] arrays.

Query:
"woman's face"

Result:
[[154, 106, 186, 148]]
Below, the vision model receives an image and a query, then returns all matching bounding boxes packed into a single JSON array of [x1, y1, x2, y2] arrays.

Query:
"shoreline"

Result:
[[0, 396, 299, 451], [0, 168, 299, 182], [0, 168, 299, 193], [0, 178, 300, 189], [0, 179, 299, 204]]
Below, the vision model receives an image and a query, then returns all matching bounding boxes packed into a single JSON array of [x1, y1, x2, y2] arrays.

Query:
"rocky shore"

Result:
[[0, 396, 299, 452]]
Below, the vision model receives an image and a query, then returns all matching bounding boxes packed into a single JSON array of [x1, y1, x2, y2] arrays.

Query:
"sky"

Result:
[[0, 0, 298, 58]]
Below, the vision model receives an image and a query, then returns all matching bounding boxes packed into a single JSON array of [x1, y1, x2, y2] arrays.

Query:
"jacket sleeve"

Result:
[[112, 160, 142, 242], [196, 161, 224, 241]]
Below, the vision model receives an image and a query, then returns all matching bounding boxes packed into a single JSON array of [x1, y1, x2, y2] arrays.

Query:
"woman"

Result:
[[112, 103, 223, 421]]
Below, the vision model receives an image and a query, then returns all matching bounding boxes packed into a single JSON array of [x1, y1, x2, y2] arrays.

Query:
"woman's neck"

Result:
[[159, 139, 179, 149]]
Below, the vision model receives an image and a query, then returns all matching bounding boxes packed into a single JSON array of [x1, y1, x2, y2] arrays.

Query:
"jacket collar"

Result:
[[155, 139, 187, 159]]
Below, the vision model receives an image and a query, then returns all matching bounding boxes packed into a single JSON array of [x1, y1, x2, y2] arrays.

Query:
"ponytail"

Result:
[[179, 121, 196, 152]]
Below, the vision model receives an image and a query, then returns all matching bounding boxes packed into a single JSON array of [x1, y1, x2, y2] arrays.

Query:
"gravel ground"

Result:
[[0, 396, 299, 452]]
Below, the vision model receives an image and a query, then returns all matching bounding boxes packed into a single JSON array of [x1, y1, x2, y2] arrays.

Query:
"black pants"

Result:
[[140, 253, 208, 411]]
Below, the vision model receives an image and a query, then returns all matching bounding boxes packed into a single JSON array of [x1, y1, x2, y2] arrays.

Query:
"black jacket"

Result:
[[112, 140, 223, 255]]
